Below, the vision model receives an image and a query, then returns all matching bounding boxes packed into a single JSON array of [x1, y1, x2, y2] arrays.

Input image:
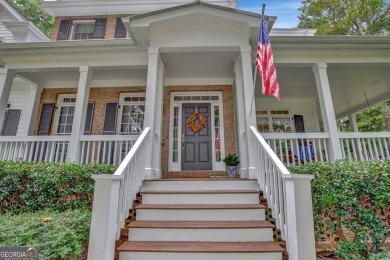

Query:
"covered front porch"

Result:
[[1, 49, 389, 173]]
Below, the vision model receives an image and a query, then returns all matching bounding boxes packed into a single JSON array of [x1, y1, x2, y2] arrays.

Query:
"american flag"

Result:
[[256, 14, 280, 101]]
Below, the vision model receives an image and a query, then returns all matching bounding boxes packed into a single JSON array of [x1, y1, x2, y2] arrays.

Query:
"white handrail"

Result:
[[249, 126, 316, 260], [114, 127, 151, 237]]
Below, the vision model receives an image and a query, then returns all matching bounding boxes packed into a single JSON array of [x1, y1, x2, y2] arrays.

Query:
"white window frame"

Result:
[[53, 94, 77, 135], [169, 92, 226, 172], [70, 20, 95, 40], [117, 92, 146, 135], [256, 109, 293, 133]]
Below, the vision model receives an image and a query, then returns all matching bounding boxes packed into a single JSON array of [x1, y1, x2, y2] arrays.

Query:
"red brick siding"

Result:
[[50, 15, 132, 41], [34, 87, 145, 135]]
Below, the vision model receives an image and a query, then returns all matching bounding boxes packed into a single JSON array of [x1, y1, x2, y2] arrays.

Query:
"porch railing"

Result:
[[249, 126, 316, 259], [339, 132, 390, 161], [80, 135, 139, 165], [262, 133, 330, 165], [87, 127, 151, 260], [0, 135, 140, 165], [0, 136, 71, 162]]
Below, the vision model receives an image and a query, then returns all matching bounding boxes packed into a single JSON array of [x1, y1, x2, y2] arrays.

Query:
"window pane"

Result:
[[272, 117, 292, 133]]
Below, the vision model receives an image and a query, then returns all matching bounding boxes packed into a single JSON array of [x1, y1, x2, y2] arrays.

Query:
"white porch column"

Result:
[[239, 45, 257, 178], [24, 83, 43, 136], [234, 57, 249, 177], [313, 63, 343, 161], [68, 66, 93, 162], [0, 68, 16, 127], [144, 47, 164, 179], [283, 174, 316, 260]]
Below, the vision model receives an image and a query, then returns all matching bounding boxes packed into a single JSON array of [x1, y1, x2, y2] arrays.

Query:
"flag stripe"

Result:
[[256, 15, 280, 101]]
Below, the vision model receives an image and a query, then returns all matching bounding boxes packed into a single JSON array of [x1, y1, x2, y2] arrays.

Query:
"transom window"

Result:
[[55, 94, 76, 135], [118, 93, 146, 135], [72, 21, 95, 40], [256, 110, 292, 133]]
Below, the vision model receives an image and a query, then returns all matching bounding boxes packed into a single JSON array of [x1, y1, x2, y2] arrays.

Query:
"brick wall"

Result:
[[34, 87, 145, 135], [50, 15, 132, 41], [161, 85, 237, 174]]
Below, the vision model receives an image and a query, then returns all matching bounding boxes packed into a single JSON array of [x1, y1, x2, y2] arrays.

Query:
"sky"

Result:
[[237, 0, 302, 28]]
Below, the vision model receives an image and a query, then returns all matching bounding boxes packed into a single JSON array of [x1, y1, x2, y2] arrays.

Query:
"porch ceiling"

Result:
[[255, 63, 390, 119], [161, 52, 237, 85]]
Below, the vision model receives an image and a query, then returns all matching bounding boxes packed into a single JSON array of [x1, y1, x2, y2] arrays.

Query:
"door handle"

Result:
[[182, 134, 185, 150]]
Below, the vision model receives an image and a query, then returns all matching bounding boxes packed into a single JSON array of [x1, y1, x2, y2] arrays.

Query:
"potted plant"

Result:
[[223, 153, 240, 177]]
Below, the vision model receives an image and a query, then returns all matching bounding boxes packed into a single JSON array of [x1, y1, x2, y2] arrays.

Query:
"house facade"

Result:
[[0, 0, 389, 259], [1, 1, 389, 174]]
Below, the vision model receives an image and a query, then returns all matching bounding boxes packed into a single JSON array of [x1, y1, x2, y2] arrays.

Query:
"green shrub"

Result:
[[289, 159, 390, 259], [0, 161, 116, 214], [0, 209, 91, 260], [369, 249, 390, 260]]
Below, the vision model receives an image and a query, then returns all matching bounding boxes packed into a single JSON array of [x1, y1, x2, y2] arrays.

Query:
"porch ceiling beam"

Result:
[[1, 52, 149, 72]]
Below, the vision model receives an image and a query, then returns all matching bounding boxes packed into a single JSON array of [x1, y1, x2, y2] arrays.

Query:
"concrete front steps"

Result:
[[118, 178, 285, 260]]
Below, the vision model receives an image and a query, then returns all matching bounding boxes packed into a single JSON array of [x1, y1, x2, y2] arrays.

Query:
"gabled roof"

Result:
[[127, 1, 276, 31], [42, 0, 239, 17], [123, 1, 276, 47]]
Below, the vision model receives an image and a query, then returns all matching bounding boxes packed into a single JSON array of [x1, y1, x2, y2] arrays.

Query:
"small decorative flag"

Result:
[[256, 12, 280, 101]]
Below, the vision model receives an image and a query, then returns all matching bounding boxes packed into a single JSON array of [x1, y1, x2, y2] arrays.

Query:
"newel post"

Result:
[[282, 174, 316, 260], [88, 175, 123, 260]]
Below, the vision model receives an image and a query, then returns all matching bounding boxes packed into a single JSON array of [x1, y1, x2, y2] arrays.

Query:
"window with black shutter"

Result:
[[115, 18, 127, 38], [1, 109, 21, 136], [93, 18, 107, 39], [103, 103, 118, 135], [37, 103, 55, 135], [57, 20, 71, 40]]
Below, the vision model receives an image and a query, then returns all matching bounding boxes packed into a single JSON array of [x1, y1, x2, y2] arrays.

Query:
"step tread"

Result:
[[128, 220, 274, 229], [117, 241, 285, 253], [141, 190, 259, 194], [145, 178, 255, 181], [135, 204, 267, 209]]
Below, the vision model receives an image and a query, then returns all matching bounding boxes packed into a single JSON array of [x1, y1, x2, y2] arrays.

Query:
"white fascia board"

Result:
[[270, 29, 317, 36], [42, 0, 238, 16], [270, 36, 390, 49], [0, 39, 139, 55], [26, 22, 50, 42]]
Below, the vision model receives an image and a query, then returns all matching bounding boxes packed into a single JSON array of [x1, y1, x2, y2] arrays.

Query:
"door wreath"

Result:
[[187, 113, 207, 132]]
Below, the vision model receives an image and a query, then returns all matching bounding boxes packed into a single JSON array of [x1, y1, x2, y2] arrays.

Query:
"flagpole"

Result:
[[250, 4, 266, 112]]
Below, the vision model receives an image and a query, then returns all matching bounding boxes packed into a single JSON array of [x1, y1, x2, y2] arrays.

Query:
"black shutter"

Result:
[[115, 18, 127, 38], [37, 103, 55, 135], [93, 18, 107, 39], [1, 109, 21, 136], [57, 20, 71, 40], [103, 102, 118, 135], [84, 102, 94, 135]]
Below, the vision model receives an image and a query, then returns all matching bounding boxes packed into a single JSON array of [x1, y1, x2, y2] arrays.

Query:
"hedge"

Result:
[[289, 159, 390, 260], [0, 161, 116, 214], [0, 209, 90, 260]]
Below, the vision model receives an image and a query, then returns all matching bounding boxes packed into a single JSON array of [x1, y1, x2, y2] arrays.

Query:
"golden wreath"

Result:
[[187, 113, 207, 132]]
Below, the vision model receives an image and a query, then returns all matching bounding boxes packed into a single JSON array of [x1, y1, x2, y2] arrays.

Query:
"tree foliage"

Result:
[[8, 0, 54, 37], [298, 0, 390, 35]]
